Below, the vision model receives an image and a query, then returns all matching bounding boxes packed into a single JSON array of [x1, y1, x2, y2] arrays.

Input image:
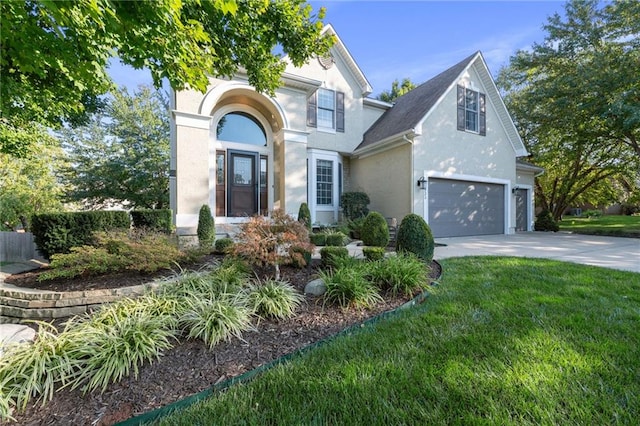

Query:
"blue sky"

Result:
[[109, 0, 567, 96]]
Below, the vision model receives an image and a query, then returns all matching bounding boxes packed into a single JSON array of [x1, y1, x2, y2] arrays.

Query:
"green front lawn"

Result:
[[156, 257, 640, 425], [559, 214, 640, 237]]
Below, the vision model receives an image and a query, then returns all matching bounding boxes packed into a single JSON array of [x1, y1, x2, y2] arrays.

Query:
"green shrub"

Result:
[[396, 214, 434, 262], [38, 230, 184, 281], [319, 267, 382, 309], [340, 192, 370, 221], [320, 246, 349, 269], [534, 210, 559, 232], [347, 217, 365, 239], [297, 203, 312, 231], [362, 246, 385, 261], [214, 237, 234, 254], [246, 279, 304, 320], [370, 253, 429, 297], [131, 209, 172, 233], [583, 209, 602, 218], [309, 232, 326, 246], [325, 230, 347, 247], [360, 211, 389, 247], [197, 205, 216, 249], [31, 211, 130, 258]]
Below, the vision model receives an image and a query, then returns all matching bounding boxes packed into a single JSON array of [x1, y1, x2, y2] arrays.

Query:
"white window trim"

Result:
[[308, 149, 343, 224], [317, 88, 336, 133], [464, 88, 480, 134]]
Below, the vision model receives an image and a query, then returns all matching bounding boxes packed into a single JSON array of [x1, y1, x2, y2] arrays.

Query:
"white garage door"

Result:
[[428, 178, 505, 238]]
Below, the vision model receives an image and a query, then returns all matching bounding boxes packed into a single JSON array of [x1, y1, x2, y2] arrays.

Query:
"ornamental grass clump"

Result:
[[71, 306, 178, 393], [371, 253, 429, 297], [319, 266, 382, 309], [247, 278, 304, 320], [0, 322, 80, 413], [180, 294, 253, 349]]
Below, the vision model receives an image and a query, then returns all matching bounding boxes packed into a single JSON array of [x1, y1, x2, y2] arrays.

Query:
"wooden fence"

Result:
[[0, 232, 43, 262]]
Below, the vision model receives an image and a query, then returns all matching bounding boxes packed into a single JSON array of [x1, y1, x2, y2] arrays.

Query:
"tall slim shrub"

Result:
[[396, 214, 434, 262], [297, 202, 312, 231], [197, 205, 215, 248]]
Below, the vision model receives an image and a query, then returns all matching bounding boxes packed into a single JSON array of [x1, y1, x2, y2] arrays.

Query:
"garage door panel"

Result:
[[428, 179, 505, 238]]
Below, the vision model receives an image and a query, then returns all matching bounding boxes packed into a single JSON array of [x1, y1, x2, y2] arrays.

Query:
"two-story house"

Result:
[[170, 25, 542, 239]]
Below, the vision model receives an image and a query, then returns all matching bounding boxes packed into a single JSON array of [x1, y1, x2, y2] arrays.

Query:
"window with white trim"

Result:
[[307, 89, 345, 132], [457, 85, 486, 136], [316, 159, 333, 205]]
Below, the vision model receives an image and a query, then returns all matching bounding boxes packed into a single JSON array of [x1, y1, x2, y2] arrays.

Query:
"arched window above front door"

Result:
[[216, 112, 266, 146]]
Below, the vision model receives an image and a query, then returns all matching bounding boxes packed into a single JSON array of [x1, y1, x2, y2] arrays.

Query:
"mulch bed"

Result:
[[4, 256, 441, 426]]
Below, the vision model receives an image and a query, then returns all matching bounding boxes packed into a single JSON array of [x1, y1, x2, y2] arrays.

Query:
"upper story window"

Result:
[[216, 112, 267, 146], [307, 88, 345, 132], [456, 85, 486, 136]]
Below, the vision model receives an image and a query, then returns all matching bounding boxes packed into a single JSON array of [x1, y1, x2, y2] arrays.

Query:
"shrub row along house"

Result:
[[170, 25, 542, 238]]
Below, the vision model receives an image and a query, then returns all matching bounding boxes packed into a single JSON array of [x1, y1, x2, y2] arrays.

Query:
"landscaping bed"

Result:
[[5, 257, 441, 425]]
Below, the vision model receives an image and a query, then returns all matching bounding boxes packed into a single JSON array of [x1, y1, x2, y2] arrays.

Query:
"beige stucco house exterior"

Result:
[[170, 25, 542, 238]]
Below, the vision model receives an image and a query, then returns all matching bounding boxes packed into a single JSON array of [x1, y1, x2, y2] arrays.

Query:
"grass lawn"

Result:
[[155, 257, 640, 425], [559, 214, 640, 237]]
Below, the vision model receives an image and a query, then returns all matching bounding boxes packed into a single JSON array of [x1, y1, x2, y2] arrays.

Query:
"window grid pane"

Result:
[[317, 89, 335, 129], [316, 159, 333, 205], [465, 89, 479, 132]]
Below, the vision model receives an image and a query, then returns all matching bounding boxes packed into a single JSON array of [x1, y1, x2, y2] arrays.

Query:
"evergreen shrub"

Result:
[[297, 202, 312, 230], [310, 233, 327, 246], [395, 214, 434, 262], [197, 205, 215, 249], [534, 210, 559, 232], [360, 211, 389, 247], [31, 211, 130, 258], [214, 237, 234, 254], [131, 209, 172, 232], [362, 246, 385, 261], [319, 246, 349, 269], [340, 192, 370, 221], [325, 231, 347, 247]]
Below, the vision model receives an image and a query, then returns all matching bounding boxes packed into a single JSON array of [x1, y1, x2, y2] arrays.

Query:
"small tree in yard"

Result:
[[232, 210, 314, 280], [197, 204, 215, 248]]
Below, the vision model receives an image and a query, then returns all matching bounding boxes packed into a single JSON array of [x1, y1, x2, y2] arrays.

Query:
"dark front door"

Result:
[[228, 151, 258, 217]]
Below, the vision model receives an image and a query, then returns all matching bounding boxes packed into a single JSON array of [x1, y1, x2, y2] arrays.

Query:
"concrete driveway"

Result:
[[434, 232, 640, 273]]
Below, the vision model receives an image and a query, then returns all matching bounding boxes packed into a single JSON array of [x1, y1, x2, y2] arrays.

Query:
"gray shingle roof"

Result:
[[357, 51, 479, 151]]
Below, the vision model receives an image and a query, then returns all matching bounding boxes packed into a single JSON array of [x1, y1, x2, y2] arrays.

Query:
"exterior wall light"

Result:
[[417, 176, 427, 190]]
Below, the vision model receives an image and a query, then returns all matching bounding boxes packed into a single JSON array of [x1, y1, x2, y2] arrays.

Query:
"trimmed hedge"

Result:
[[197, 205, 215, 248], [320, 246, 349, 269], [297, 203, 312, 231], [310, 233, 327, 246], [31, 211, 130, 259], [362, 246, 385, 261], [131, 209, 172, 232]]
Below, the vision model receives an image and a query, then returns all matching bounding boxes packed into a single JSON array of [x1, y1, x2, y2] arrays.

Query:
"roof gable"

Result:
[[356, 51, 527, 156]]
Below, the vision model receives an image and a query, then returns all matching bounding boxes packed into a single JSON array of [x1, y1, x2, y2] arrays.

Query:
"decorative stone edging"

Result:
[[0, 282, 163, 324]]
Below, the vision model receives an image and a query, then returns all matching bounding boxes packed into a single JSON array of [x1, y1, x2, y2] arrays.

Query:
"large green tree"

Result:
[[498, 0, 640, 219], [377, 78, 418, 103], [0, 131, 66, 231], [1, 0, 332, 157], [60, 86, 170, 210]]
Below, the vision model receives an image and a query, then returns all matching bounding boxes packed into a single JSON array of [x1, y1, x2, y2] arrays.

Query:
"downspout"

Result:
[[403, 133, 416, 217]]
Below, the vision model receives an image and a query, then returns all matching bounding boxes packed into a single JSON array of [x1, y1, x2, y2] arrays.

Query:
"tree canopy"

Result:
[[376, 78, 418, 103], [1, 0, 332, 157], [59, 86, 170, 210], [498, 0, 640, 219], [0, 130, 66, 231]]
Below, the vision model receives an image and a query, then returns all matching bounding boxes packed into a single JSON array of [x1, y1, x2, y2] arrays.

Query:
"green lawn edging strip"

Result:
[[116, 289, 433, 426]]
